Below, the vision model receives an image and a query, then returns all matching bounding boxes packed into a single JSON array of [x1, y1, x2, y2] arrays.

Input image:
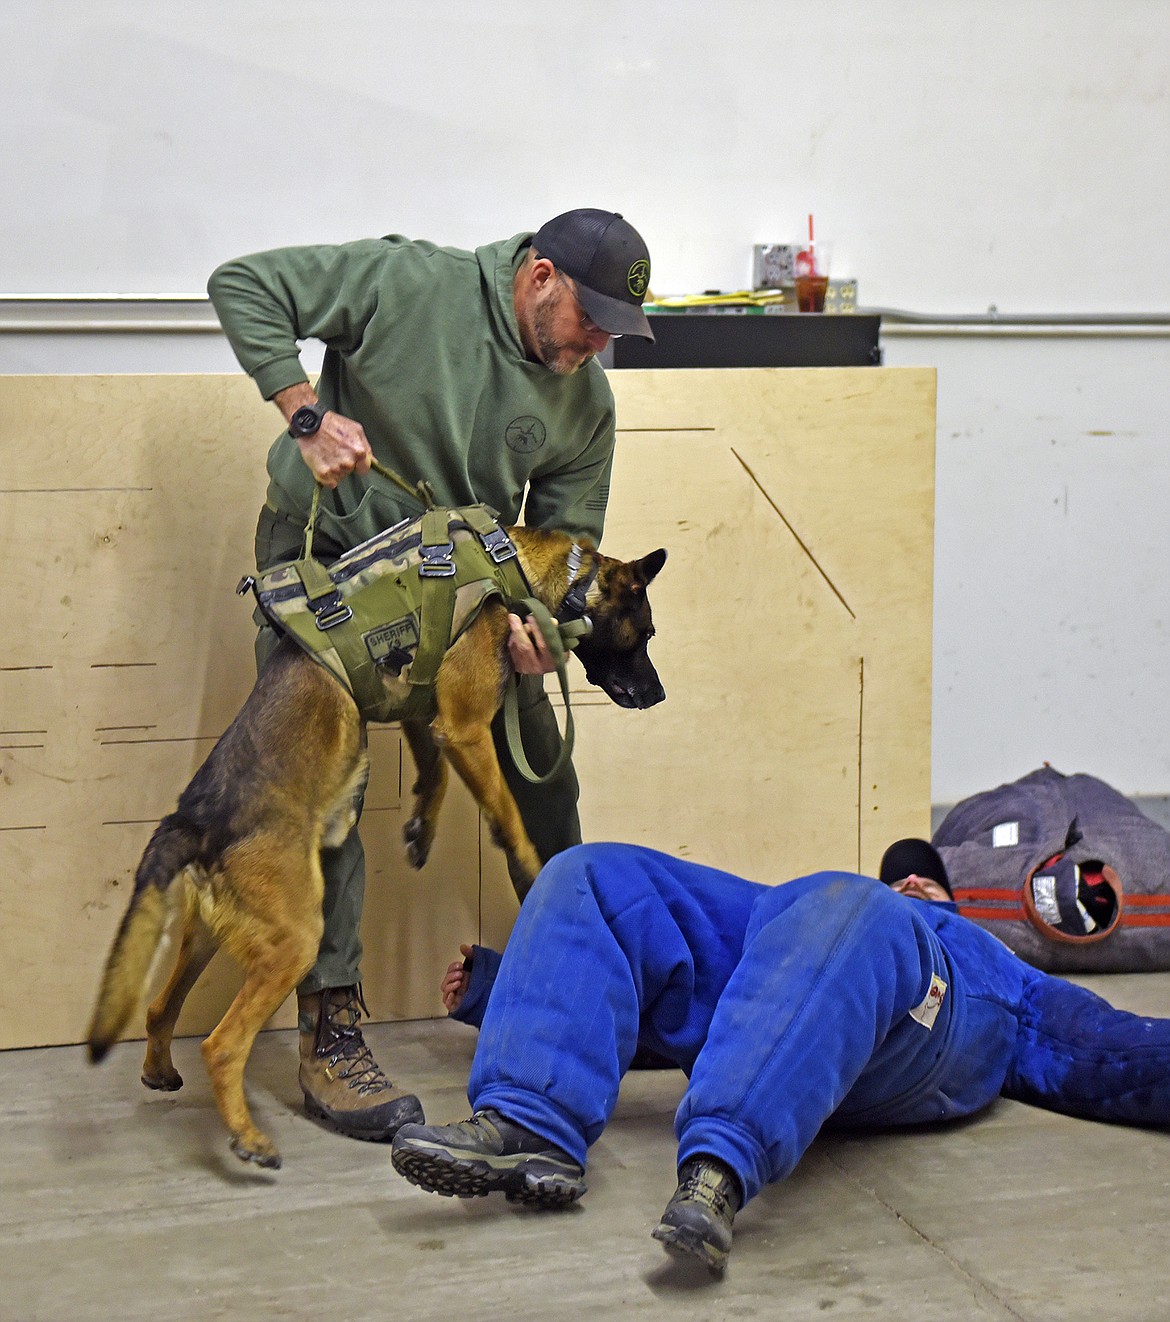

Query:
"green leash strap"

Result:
[[502, 596, 587, 785]]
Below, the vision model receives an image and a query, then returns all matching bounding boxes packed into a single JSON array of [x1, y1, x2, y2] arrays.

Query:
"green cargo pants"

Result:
[[254, 504, 582, 995]]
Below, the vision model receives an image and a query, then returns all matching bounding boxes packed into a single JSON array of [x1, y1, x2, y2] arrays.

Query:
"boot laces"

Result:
[[464, 1111, 500, 1139], [431, 1111, 504, 1152], [442, 1111, 545, 1157], [315, 985, 395, 1097], [676, 1161, 738, 1219]]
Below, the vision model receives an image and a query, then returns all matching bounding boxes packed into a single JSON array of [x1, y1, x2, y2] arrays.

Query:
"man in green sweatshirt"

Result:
[[207, 208, 655, 1144]]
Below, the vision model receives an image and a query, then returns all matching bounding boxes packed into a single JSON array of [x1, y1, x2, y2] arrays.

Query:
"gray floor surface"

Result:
[[4, 975, 1169, 1322]]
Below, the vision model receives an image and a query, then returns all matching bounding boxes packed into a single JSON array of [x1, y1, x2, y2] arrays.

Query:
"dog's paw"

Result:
[[403, 816, 433, 869], [141, 1067, 184, 1092], [229, 1133, 282, 1170]]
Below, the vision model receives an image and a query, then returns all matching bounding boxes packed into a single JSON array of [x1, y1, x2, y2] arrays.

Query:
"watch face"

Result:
[[291, 405, 322, 436]]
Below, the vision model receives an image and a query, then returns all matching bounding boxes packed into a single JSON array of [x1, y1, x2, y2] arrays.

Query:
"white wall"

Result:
[[3, 1, 1168, 802], [890, 332, 1170, 801]]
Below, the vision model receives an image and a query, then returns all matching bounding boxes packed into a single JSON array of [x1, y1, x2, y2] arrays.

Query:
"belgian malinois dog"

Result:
[[87, 527, 666, 1169]]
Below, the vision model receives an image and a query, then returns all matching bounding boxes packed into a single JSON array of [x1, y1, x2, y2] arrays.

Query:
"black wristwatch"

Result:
[[288, 402, 328, 438]]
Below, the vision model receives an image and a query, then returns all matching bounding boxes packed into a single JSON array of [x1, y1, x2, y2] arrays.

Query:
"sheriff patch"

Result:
[[364, 613, 421, 669], [909, 973, 948, 1030]]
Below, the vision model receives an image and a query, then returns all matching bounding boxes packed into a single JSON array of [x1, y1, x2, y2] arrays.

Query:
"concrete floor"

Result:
[[4, 975, 1170, 1322]]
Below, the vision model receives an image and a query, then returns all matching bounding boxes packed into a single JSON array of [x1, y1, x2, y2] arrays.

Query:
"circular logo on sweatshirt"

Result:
[[627, 259, 650, 298], [506, 416, 546, 453]]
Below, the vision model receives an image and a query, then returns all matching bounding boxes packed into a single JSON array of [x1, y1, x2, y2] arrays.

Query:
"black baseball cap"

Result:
[[532, 208, 654, 341], [878, 838, 954, 899]]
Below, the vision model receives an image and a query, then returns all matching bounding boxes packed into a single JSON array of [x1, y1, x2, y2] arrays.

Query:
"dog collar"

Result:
[[559, 542, 598, 622]]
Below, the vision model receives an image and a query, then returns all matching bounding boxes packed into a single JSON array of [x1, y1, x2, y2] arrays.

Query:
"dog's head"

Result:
[[574, 548, 667, 709]]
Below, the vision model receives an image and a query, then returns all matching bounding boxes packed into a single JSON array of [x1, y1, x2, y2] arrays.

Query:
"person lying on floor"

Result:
[[390, 841, 1170, 1274], [434, 835, 962, 1024]]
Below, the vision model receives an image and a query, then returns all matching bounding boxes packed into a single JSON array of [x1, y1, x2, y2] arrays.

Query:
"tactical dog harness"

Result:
[[239, 462, 595, 782]]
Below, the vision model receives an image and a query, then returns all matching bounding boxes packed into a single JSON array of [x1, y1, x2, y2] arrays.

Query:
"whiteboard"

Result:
[[3, 0, 1168, 310]]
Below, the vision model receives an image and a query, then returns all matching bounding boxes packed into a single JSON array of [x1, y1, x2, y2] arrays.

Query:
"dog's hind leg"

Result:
[[321, 746, 370, 850], [401, 719, 448, 869], [200, 841, 324, 1171], [202, 957, 310, 1169], [142, 898, 217, 1092]]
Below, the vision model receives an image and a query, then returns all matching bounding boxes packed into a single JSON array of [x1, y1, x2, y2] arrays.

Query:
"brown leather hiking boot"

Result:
[[297, 985, 424, 1141]]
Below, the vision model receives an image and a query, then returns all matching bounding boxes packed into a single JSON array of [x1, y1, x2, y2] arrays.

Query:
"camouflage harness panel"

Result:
[[244, 504, 530, 725]]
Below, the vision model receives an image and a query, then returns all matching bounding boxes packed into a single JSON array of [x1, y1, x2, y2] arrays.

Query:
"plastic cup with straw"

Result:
[[794, 213, 829, 312]]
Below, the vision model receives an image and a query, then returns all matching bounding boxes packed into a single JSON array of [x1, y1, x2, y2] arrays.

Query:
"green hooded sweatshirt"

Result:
[[208, 232, 617, 551]]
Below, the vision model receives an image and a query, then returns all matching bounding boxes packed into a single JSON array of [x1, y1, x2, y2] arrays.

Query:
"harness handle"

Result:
[[302, 457, 436, 561]]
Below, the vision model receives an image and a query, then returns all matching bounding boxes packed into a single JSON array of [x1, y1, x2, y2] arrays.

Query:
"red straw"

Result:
[[808, 213, 815, 253]]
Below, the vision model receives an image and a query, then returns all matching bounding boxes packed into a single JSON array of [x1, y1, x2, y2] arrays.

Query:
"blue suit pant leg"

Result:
[[467, 844, 759, 1167], [1006, 970, 1170, 1123], [676, 876, 950, 1203]]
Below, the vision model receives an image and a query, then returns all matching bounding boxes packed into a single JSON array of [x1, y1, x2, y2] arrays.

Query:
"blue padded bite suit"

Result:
[[462, 844, 1170, 1203]]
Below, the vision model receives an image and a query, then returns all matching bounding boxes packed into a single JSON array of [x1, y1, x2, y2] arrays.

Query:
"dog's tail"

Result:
[[86, 816, 200, 1063]]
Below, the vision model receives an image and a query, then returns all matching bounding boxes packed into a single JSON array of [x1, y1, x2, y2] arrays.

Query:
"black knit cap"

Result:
[[879, 838, 954, 899], [532, 208, 654, 341]]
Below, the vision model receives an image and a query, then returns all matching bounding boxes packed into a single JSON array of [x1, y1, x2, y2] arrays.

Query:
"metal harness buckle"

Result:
[[419, 541, 457, 578], [479, 527, 518, 564], [312, 590, 354, 630]]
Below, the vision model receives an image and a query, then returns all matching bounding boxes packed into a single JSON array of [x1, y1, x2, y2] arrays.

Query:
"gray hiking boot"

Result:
[[390, 1108, 587, 1208], [652, 1156, 743, 1273]]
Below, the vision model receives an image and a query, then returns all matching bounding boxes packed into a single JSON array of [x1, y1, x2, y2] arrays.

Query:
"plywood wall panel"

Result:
[[0, 369, 934, 1049], [581, 368, 937, 882]]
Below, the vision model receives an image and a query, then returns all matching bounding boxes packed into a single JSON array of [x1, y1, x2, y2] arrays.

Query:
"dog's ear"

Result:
[[634, 548, 667, 586]]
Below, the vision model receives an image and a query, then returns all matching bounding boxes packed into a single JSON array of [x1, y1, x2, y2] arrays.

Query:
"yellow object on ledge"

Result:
[[644, 289, 788, 312]]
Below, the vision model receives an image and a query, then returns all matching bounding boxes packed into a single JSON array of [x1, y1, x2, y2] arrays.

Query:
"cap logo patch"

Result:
[[627, 259, 650, 298], [505, 416, 547, 454]]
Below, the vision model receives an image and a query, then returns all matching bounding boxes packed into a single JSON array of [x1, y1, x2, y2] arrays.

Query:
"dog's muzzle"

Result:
[[595, 672, 666, 710]]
